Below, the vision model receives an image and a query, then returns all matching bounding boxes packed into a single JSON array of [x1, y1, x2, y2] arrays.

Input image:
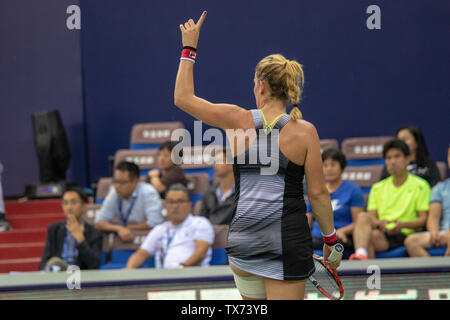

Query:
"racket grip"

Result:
[[328, 243, 344, 262]]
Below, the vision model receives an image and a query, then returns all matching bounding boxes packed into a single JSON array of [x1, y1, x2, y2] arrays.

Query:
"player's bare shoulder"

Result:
[[279, 119, 316, 165], [282, 118, 318, 142]]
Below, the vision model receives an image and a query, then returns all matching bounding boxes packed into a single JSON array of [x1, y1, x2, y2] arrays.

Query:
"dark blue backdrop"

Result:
[[1, 0, 449, 196], [0, 0, 86, 196]]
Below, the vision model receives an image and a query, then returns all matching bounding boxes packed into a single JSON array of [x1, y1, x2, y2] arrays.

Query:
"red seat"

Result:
[[320, 139, 339, 154]]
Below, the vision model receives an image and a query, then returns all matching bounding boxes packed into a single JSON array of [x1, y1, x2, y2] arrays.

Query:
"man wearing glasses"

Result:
[[126, 183, 214, 269], [39, 187, 103, 270], [95, 161, 163, 242]]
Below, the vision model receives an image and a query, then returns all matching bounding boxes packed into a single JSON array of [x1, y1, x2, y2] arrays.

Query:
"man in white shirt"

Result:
[[126, 183, 214, 269], [95, 161, 163, 242]]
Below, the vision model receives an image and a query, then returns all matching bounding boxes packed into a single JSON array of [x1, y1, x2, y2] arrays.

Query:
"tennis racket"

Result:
[[309, 243, 344, 300]]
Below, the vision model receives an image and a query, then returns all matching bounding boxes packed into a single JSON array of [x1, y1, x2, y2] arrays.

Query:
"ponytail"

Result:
[[290, 105, 303, 120], [286, 60, 304, 120]]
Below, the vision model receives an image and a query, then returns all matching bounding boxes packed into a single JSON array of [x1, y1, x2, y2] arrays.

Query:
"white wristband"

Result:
[[321, 229, 336, 238]]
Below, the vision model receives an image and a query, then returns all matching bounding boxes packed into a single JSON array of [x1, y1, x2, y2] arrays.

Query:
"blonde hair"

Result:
[[255, 54, 305, 120]]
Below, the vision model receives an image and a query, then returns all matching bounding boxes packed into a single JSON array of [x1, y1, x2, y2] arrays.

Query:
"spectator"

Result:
[[380, 125, 440, 187], [0, 162, 12, 232], [405, 145, 450, 257], [39, 187, 103, 270], [95, 161, 163, 242], [350, 139, 430, 260], [126, 183, 214, 269], [200, 147, 236, 225], [147, 141, 188, 199], [306, 149, 364, 252]]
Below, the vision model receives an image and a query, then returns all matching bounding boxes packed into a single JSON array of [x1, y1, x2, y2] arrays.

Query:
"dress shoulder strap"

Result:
[[250, 109, 264, 129]]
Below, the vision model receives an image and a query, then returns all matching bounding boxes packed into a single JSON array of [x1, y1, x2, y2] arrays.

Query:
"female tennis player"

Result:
[[174, 11, 342, 300]]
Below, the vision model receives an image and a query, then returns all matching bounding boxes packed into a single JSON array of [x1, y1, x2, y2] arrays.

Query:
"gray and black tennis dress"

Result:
[[226, 109, 315, 281]]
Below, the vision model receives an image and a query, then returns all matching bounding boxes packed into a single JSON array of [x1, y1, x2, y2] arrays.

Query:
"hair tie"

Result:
[[283, 62, 287, 69]]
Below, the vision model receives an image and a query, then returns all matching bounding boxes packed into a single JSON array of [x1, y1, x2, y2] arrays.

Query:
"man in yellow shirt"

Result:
[[350, 139, 430, 260]]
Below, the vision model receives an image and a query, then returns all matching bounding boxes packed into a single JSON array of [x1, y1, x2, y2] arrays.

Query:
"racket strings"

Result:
[[313, 260, 341, 299]]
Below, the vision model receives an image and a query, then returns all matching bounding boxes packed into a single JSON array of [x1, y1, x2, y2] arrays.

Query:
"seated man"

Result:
[[405, 145, 450, 257], [306, 149, 364, 252], [350, 139, 431, 260], [147, 141, 188, 199], [126, 183, 214, 269], [39, 187, 103, 270], [200, 147, 236, 225], [95, 161, 163, 242]]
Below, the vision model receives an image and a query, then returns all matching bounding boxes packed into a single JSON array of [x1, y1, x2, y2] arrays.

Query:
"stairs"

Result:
[[0, 199, 65, 273]]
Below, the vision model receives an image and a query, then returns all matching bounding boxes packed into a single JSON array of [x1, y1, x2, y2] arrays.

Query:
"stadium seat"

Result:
[[211, 248, 228, 266], [341, 136, 393, 166], [129, 121, 185, 150], [83, 204, 102, 225], [99, 229, 152, 269], [426, 247, 447, 257], [95, 177, 113, 204], [436, 161, 448, 181], [100, 252, 107, 266], [342, 165, 384, 194], [320, 139, 339, 154], [181, 146, 216, 180], [114, 149, 159, 177], [375, 246, 408, 258], [100, 255, 155, 269]]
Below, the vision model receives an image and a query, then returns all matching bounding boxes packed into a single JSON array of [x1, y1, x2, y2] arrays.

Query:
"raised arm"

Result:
[[174, 12, 252, 130]]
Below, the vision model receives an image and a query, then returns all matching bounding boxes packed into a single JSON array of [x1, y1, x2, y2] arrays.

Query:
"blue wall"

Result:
[[1, 0, 449, 196], [0, 0, 86, 196]]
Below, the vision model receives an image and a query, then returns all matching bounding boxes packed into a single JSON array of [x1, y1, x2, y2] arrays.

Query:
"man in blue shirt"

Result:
[[307, 149, 365, 251], [95, 161, 163, 242], [405, 145, 450, 257]]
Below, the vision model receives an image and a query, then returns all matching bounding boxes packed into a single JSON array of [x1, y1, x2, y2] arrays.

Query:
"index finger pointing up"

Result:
[[196, 11, 207, 28]]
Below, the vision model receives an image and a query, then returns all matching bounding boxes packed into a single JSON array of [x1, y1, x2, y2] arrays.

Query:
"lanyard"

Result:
[[260, 110, 286, 134], [160, 227, 177, 267], [118, 196, 137, 226]]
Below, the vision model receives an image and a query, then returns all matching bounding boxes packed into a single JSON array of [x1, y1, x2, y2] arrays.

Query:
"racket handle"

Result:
[[328, 243, 344, 262]]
